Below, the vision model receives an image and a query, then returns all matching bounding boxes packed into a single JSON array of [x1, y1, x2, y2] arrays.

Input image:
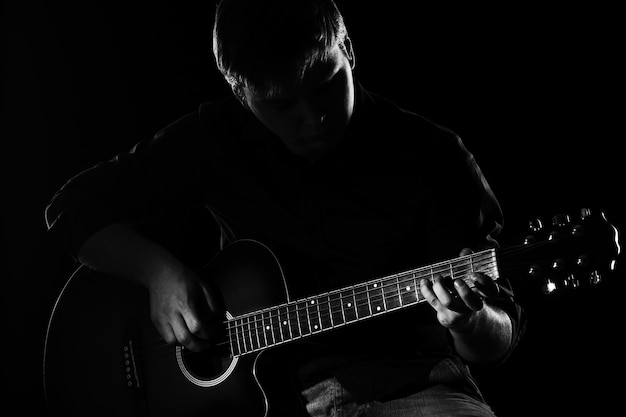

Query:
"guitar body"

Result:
[[44, 239, 304, 417]]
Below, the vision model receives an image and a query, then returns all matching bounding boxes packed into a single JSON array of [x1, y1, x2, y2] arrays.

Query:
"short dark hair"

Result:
[[212, 0, 348, 101]]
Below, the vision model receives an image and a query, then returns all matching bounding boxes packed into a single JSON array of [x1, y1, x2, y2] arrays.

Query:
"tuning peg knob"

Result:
[[579, 208, 592, 220], [576, 255, 590, 268], [529, 218, 544, 233], [528, 264, 542, 277], [551, 259, 566, 271]]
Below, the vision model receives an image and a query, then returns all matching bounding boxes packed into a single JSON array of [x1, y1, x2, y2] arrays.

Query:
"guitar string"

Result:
[[113, 257, 500, 356], [227, 259, 499, 353], [125, 240, 564, 355], [227, 256, 498, 335], [229, 254, 497, 324], [130, 240, 552, 356]]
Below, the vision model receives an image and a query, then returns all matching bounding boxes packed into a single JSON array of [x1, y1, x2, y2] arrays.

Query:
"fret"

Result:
[[256, 314, 267, 349], [287, 304, 301, 340], [451, 259, 469, 281], [243, 317, 254, 353], [329, 292, 345, 326], [398, 273, 419, 305], [297, 301, 311, 335], [269, 308, 282, 344], [253, 314, 264, 349], [228, 321, 240, 356], [355, 285, 370, 318], [247, 316, 259, 351], [307, 299, 321, 332], [369, 281, 385, 314], [382, 277, 401, 310], [396, 278, 403, 307], [342, 289, 357, 322], [262, 311, 274, 346], [317, 295, 333, 329], [278, 306, 291, 342], [235, 318, 247, 354]]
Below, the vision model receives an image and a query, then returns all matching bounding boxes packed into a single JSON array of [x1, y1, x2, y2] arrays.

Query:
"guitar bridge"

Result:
[[123, 340, 141, 389]]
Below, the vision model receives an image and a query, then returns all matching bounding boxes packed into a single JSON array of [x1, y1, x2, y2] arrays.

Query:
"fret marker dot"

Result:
[[265, 326, 270, 330], [347, 302, 352, 307], [282, 320, 287, 326], [373, 283, 378, 288], [314, 325, 319, 330], [376, 306, 382, 311], [310, 300, 315, 305], [406, 286, 411, 291]]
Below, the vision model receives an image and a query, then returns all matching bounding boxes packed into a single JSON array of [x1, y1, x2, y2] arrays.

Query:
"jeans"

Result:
[[300, 358, 496, 417]]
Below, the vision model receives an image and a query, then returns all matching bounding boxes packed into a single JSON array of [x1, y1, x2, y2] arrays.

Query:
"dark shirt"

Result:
[[46, 82, 525, 403]]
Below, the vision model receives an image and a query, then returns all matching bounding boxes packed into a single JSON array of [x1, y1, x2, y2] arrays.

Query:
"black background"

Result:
[[3, 1, 624, 415]]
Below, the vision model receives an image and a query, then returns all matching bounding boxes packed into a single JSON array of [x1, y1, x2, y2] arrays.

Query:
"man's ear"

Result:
[[342, 36, 356, 70]]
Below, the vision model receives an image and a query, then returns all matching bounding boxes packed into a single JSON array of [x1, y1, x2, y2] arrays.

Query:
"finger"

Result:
[[172, 313, 211, 352], [201, 281, 225, 315], [156, 320, 177, 346], [419, 278, 440, 308], [469, 272, 500, 298], [453, 278, 484, 311], [431, 275, 456, 305], [181, 304, 211, 340], [459, 247, 474, 256]]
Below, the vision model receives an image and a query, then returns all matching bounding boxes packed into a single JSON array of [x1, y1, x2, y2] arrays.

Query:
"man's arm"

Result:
[[78, 223, 223, 352]]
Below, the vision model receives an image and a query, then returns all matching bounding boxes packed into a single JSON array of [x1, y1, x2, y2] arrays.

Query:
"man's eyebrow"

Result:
[[257, 59, 341, 103]]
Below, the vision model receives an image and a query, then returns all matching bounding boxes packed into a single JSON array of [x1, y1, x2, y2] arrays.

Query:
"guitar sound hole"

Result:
[[181, 341, 234, 381]]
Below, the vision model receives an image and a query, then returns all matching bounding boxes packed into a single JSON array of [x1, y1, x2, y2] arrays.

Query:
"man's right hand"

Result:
[[147, 265, 225, 352], [78, 223, 224, 352]]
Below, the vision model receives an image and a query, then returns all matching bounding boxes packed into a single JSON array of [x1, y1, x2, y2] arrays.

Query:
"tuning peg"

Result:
[[579, 208, 592, 220], [572, 224, 585, 237], [547, 231, 560, 241], [523, 235, 536, 245], [589, 270, 602, 286], [552, 213, 571, 228], [529, 218, 544, 233]]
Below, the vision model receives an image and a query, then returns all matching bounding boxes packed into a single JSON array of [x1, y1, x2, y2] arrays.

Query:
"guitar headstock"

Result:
[[500, 208, 621, 297]]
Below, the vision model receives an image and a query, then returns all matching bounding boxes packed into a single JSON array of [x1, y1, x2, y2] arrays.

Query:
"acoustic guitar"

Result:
[[43, 208, 621, 416]]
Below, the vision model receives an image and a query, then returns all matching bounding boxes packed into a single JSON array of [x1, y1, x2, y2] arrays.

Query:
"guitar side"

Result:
[[43, 239, 293, 417]]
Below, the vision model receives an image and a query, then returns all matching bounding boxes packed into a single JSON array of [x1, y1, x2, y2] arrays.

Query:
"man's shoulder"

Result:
[[153, 95, 243, 141], [358, 86, 462, 158]]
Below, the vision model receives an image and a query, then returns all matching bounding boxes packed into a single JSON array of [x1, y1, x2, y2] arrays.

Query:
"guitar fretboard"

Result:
[[227, 248, 499, 357]]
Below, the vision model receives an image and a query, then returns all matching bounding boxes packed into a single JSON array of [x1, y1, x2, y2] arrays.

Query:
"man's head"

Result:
[[213, 0, 355, 160]]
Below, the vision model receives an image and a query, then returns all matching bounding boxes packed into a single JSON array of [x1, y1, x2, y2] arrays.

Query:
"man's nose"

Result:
[[297, 100, 326, 131]]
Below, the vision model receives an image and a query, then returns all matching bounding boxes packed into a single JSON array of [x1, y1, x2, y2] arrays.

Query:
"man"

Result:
[[46, 0, 525, 415]]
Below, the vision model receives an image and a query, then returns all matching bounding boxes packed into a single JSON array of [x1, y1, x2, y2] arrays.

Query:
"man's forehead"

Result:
[[253, 45, 342, 101]]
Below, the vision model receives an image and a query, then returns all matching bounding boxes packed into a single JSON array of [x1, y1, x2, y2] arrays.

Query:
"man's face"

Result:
[[243, 44, 355, 161]]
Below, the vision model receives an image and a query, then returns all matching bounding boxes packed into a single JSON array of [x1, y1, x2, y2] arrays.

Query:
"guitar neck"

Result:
[[226, 248, 499, 357]]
